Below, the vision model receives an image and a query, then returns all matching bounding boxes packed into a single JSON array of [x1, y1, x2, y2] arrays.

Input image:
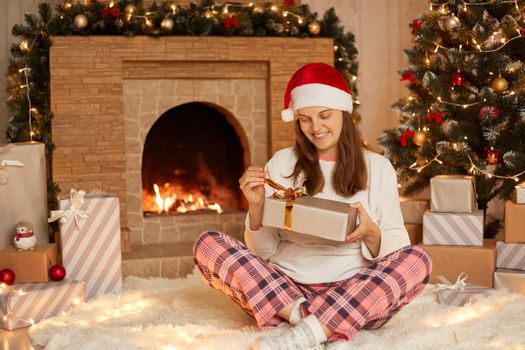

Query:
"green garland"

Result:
[[6, 1, 359, 210]]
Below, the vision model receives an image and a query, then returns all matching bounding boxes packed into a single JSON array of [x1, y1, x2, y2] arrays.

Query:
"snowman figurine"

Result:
[[14, 221, 36, 251]]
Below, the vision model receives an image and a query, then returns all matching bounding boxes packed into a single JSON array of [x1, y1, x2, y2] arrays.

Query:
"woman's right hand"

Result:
[[239, 166, 266, 207]]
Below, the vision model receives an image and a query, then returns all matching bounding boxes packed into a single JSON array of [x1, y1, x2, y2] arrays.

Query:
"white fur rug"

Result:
[[29, 271, 525, 350]]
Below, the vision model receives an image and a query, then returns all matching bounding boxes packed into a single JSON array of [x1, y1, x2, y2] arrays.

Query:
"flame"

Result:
[[145, 183, 223, 215]]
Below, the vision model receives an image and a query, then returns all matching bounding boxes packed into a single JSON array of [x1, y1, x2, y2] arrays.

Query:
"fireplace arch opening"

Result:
[[142, 102, 249, 215]]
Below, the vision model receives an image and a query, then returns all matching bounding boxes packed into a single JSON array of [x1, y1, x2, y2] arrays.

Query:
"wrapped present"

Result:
[[494, 269, 525, 296], [400, 197, 429, 225], [422, 240, 496, 287], [0, 142, 48, 250], [515, 184, 525, 204], [51, 189, 122, 299], [436, 274, 496, 306], [405, 224, 422, 245], [0, 244, 57, 283], [430, 175, 477, 213], [423, 210, 484, 246], [496, 241, 525, 271], [504, 200, 525, 243], [0, 280, 85, 330], [261, 179, 357, 241]]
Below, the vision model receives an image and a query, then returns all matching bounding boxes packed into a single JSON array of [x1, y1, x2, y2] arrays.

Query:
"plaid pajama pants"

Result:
[[193, 230, 431, 340]]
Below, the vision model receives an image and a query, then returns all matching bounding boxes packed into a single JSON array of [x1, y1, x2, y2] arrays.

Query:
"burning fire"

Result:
[[144, 183, 223, 215]]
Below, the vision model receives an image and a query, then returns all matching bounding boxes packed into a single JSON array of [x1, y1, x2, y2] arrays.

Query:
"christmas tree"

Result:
[[380, 0, 525, 221]]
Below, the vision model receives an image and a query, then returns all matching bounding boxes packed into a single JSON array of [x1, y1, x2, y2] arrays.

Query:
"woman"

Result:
[[193, 62, 432, 350]]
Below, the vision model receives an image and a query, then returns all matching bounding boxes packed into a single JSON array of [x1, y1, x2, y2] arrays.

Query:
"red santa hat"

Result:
[[281, 62, 353, 122]]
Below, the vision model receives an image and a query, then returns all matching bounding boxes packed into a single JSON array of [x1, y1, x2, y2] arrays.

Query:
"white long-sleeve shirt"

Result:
[[244, 147, 410, 284]]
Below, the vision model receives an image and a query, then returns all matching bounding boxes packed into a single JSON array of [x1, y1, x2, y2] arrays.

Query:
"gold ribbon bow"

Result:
[[264, 178, 306, 230]]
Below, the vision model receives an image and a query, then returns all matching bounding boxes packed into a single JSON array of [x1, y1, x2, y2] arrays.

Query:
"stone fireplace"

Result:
[[49, 36, 334, 252]]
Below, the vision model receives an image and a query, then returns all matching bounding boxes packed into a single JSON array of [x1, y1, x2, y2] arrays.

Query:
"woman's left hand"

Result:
[[346, 202, 381, 257]]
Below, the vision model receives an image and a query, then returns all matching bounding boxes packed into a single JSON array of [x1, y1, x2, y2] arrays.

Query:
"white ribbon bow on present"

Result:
[[436, 273, 468, 290], [48, 189, 90, 228], [0, 160, 25, 185]]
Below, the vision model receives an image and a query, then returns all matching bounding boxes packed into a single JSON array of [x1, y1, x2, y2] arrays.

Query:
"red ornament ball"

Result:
[[0, 269, 16, 285], [451, 72, 466, 87], [49, 265, 66, 281], [485, 148, 501, 165]]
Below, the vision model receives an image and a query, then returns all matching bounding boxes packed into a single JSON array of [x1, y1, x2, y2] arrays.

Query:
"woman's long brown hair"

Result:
[[288, 111, 367, 197]]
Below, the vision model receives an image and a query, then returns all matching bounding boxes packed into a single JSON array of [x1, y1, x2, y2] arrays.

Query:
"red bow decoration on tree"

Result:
[[427, 110, 444, 125], [479, 106, 500, 119], [411, 20, 424, 35], [101, 7, 120, 19], [401, 70, 417, 84], [222, 15, 239, 29], [399, 128, 415, 147]]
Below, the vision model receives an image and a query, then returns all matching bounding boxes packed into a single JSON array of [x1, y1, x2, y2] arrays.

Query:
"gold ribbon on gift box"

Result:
[[264, 178, 306, 230]]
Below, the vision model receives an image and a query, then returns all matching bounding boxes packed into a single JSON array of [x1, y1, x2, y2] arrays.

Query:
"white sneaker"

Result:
[[253, 315, 327, 350]]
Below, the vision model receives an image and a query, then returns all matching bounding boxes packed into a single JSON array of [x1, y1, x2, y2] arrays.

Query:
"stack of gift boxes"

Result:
[[401, 175, 525, 305], [493, 185, 525, 295], [0, 142, 122, 330], [402, 175, 495, 290]]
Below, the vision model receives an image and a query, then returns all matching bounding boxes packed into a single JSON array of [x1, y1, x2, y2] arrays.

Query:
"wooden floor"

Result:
[[0, 328, 33, 349]]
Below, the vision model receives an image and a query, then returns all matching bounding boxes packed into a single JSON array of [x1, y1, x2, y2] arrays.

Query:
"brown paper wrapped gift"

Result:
[[0, 244, 57, 283], [0, 280, 85, 330], [0, 142, 48, 249], [436, 274, 496, 306], [262, 179, 357, 241], [504, 200, 525, 243], [494, 269, 525, 296], [421, 240, 496, 287], [400, 197, 429, 224], [430, 175, 477, 213], [405, 224, 422, 245]]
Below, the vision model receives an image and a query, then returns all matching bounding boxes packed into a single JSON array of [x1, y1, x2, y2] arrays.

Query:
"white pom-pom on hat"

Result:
[[281, 63, 353, 122]]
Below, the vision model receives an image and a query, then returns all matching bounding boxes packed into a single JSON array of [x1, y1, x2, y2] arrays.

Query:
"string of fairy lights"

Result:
[[64, 1, 324, 37], [399, 1, 525, 182]]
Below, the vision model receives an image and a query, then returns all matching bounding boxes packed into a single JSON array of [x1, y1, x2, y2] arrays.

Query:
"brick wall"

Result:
[[50, 36, 333, 229]]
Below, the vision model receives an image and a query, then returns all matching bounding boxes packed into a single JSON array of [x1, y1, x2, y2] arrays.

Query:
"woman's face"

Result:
[[296, 106, 343, 157]]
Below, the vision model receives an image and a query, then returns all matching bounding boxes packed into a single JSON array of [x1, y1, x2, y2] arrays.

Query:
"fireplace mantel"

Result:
[[50, 36, 334, 243]]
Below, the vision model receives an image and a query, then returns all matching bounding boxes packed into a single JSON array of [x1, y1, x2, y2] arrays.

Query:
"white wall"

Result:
[[305, 0, 428, 148]]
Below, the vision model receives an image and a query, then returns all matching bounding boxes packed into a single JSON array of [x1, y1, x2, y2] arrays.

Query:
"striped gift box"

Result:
[[436, 274, 496, 306], [496, 241, 525, 270], [60, 196, 122, 299], [423, 210, 484, 246], [516, 185, 525, 204], [0, 280, 85, 330], [438, 284, 496, 306]]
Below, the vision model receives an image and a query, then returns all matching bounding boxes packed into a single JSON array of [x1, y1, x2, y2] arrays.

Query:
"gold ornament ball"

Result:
[[412, 131, 427, 146], [161, 18, 174, 31], [444, 15, 460, 31], [492, 76, 508, 93], [74, 14, 88, 29], [308, 21, 321, 35], [124, 4, 137, 16]]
